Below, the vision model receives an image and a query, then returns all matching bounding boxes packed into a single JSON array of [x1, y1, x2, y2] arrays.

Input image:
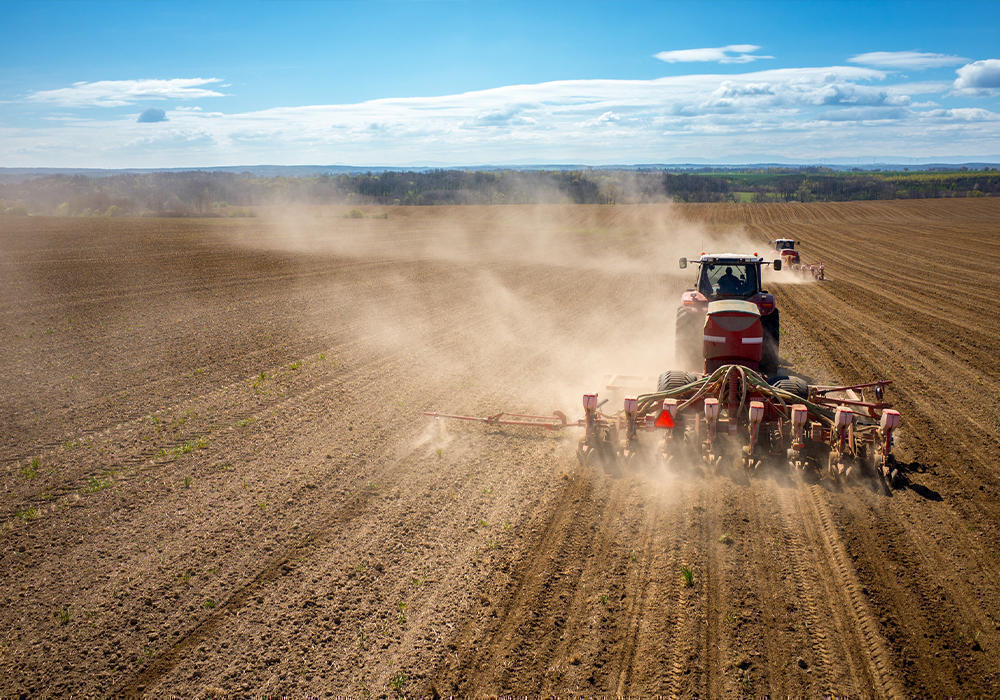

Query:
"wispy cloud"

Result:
[[953, 59, 1000, 95], [922, 107, 1000, 122], [26, 78, 226, 107], [654, 45, 772, 64], [817, 106, 908, 122], [6, 64, 1000, 166], [848, 51, 967, 70]]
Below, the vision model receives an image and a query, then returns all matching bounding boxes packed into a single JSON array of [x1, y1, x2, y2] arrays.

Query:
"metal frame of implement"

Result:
[[424, 364, 902, 491]]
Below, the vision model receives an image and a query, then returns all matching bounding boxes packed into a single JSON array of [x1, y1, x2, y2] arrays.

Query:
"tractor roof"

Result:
[[698, 253, 767, 264]]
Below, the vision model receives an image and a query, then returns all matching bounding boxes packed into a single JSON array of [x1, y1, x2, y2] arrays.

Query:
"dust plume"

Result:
[[767, 260, 821, 286], [232, 203, 768, 420]]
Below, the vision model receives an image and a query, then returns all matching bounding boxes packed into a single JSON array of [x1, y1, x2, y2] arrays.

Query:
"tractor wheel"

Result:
[[760, 308, 780, 377], [657, 370, 698, 393], [674, 306, 703, 372], [771, 375, 808, 399]]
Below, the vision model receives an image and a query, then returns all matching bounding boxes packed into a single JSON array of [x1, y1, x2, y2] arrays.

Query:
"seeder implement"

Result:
[[423, 364, 903, 491], [425, 249, 900, 490]]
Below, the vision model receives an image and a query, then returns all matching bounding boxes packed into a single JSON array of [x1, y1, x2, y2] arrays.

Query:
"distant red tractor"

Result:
[[771, 238, 800, 267], [674, 253, 781, 380]]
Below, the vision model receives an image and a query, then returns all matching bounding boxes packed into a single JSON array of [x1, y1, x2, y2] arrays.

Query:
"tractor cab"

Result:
[[679, 253, 778, 301], [773, 238, 796, 252], [699, 259, 760, 297]]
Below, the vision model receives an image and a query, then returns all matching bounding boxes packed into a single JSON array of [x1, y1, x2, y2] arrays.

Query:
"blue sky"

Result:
[[2, 0, 999, 167]]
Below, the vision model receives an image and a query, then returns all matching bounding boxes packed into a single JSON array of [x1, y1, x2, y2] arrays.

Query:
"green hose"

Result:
[[635, 364, 878, 434]]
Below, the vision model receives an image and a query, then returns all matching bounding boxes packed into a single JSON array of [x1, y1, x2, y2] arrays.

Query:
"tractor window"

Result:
[[700, 263, 758, 297]]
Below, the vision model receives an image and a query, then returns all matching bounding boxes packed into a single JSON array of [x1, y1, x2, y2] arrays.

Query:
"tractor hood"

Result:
[[707, 299, 761, 317]]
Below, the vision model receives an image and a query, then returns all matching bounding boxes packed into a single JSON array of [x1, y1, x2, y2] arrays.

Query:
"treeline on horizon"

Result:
[[1, 167, 998, 217]]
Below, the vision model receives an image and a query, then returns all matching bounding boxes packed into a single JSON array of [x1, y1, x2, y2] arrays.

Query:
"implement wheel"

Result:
[[771, 375, 808, 399]]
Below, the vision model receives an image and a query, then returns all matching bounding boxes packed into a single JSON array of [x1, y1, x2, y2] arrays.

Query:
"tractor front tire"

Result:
[[674, 306, 703, 372]]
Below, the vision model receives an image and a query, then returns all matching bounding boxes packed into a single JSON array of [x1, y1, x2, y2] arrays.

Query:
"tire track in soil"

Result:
[[531, 479, 634, 694], [430, 467, 719, 696], [701, 478, 724, 699], [832, 489, 1000, 695], [611, 472, 720, 697], [772, 270, 1000, 660], [660, 478, 712, 699], [738, 478, 815, 697], [611, 489, 661, 696], [771, 483, 852, 695], [798, 484, 906, 699], [431, 469, 599, 692], [599, 473, 692, 695], [534, 479, 636, 695]]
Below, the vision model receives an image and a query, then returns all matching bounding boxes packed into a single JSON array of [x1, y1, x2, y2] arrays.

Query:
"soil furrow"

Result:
[[4, 200, 999, 697], [802, 484, 906, 699]]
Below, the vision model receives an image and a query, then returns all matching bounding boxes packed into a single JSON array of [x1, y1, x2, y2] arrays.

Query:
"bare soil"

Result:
[[2, 199, 999, 697]]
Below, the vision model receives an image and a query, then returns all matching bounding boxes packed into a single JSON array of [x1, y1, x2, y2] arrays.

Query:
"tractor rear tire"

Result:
[[771, 375, 808, 399], [760, 308, 780, 378], [657, 370, 698, 393], [674, 306, 703, 372]]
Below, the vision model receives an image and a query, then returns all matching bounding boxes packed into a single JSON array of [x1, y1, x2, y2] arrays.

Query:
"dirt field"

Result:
[[2, 199, 999, 697]]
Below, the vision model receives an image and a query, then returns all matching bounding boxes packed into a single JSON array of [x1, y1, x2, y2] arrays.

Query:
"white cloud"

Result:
[[6, 63, 1000, 167], [953, 59, 1000, 95], [712, 82, 775, 98], [817, 106, 908, 122], [26, 78, 226, 107], [815, 83, 909, 107], [654, 45, 772, 64], [921, 107, 1000, 122], [464, 106, 538, 128], [848, 51, 967, 70]]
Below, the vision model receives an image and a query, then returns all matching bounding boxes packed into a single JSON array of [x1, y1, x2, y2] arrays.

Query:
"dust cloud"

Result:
[[768, 262, 820, 286], [237, 203, 766, 418]]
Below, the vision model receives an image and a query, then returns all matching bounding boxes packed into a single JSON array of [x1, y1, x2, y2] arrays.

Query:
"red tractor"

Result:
[[424, 250, 902, 489], [771, 238, 801, 268], [675, 253, 781, 380]]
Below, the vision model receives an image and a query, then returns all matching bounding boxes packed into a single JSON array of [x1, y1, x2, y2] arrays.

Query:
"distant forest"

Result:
[[1, 167, 998, 216]]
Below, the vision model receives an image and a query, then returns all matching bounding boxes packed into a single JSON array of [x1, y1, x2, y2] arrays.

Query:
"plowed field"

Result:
[[2, 198, 999, 697]]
